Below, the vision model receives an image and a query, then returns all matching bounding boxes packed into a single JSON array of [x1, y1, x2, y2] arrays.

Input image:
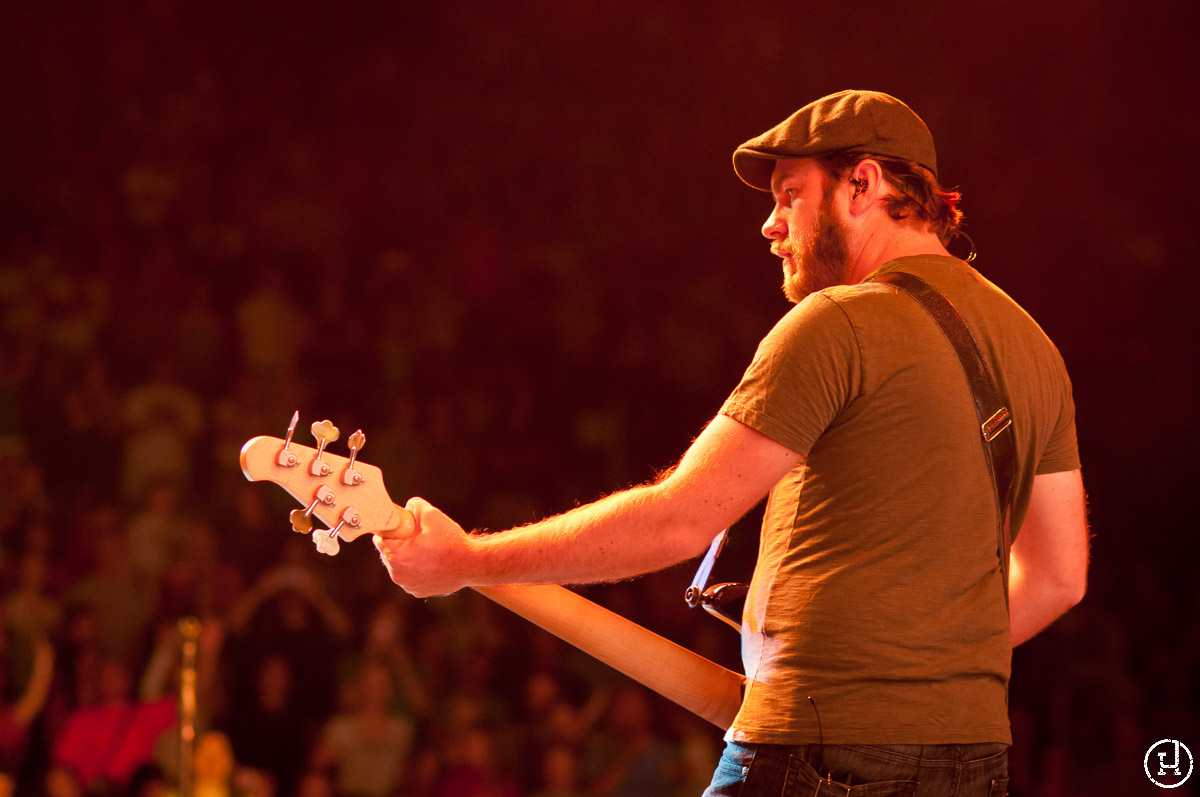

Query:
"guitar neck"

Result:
[[473, 583, 744, 730]]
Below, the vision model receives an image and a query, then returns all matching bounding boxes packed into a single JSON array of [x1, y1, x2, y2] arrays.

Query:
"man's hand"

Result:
[[373, 497, 478, 598]]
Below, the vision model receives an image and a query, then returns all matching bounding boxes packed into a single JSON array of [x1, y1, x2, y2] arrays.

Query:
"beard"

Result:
[[770, 192, 851, 304]]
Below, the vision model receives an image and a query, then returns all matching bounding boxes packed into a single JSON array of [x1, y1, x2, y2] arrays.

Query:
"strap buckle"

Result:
[[982, 407, 1012, 442]]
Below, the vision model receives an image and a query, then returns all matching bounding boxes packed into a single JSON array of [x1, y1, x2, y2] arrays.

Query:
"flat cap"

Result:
[[733, 90, 937, 191]]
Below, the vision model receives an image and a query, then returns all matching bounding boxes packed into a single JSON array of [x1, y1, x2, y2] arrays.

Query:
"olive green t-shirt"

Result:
[[720, 255, 1079, 745]]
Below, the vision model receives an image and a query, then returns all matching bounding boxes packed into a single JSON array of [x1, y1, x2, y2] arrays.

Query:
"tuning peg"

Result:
[[342, 429, 366, 486], [328, 506, 361, 536], [339, 506, 361, 531], [313, 530, 341, 556], [314, 507, 360, 556], [289, 508, 314, 534], [311, 419, 340, 444], [277, 411, 301, 467], [288, 485, 336, 534], [308, 420, 340, 476]]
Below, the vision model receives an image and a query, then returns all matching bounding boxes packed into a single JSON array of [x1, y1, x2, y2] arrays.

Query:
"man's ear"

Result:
[[847, 158, 886, 216]]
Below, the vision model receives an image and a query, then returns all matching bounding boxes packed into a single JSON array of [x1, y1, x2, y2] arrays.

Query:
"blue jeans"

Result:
[[703, 741, 1009, 797]]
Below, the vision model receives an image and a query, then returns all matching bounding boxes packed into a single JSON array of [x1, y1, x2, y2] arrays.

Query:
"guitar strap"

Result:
[[869, 271, 1016, 610]]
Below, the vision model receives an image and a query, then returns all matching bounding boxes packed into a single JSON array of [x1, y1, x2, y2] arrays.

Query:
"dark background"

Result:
[[1, 1, 1197, 795]]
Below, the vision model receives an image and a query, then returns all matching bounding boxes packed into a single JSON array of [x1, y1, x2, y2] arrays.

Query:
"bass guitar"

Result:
[[240, 413, 745, 729]]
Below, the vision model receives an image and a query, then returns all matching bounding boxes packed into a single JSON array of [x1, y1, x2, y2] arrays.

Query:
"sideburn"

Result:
[[790, 182, 851, 301]]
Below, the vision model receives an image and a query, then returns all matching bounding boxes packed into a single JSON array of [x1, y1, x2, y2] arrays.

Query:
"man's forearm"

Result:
[[467, 480, 716, 587], [1008, 553, 1086, 646], [1006, 469, 1089, 647]]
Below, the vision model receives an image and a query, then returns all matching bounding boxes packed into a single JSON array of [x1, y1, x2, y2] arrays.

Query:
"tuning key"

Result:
[[313, 529, 341, 556], [288, 508, 314, 534], [327, 506, 361, 536], [315, 506, 361, 556], [277, 411, 301, 467], [308, 420, 340, 476], [288, 485, 336, 534], [342, 429, 366, 485]]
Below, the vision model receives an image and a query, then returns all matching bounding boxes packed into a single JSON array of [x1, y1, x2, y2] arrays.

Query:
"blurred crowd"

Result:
[[0, 239, 737, 797], [0, 5, 777, 796], [2, 2, 1197, 796]]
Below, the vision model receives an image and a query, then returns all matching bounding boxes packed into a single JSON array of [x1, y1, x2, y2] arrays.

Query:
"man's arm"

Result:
[[1008, 468, 1090, 646], [374, 414, 804, 598], [12, 635, 54, 727]]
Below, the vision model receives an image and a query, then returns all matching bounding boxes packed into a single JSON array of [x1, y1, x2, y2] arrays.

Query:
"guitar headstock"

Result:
[[240, 413, 413, 555]]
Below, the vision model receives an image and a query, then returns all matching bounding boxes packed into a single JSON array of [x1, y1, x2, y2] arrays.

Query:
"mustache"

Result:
[[770, 238, 794, 258]]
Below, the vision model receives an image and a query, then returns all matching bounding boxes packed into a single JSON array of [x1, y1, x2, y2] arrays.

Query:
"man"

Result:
[[375, 90, 1088, 796]]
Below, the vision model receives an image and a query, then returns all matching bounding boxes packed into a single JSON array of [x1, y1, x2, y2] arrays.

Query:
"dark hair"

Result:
[[817, 151, 964, 244]]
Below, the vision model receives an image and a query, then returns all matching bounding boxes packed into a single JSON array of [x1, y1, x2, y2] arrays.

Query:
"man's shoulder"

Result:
[[834, 255, 1032, 323], [806, 271, 923, 317], [771, 256, 1027, 343]]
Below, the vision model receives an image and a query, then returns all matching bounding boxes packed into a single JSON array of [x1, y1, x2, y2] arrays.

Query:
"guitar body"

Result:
[[240, 429, 745, 729]]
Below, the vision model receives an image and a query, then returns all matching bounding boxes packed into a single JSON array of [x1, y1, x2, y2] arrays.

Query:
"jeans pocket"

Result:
[[988, 778, 1010, 797], [703, 741, 756, 797], [784, 752, 918, 797]]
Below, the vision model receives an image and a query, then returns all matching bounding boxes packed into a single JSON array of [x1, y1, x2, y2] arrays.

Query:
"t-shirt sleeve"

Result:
[[719, 294, 860, 456], [1035, 348, 1081, 474]]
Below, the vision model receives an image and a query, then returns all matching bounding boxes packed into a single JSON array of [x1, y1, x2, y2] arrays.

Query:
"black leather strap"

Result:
[[870, 271, 1016, 608]]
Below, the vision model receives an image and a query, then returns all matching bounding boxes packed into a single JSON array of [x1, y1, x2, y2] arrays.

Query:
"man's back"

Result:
[[721, 254, 1079, 744]]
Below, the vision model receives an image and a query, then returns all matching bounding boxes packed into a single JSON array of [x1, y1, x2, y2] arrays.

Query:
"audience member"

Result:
[[0, 633, 54, 778], [222, 654, 309, 797], [51, 658, 174, 793], [310, 660, 415, 797]]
